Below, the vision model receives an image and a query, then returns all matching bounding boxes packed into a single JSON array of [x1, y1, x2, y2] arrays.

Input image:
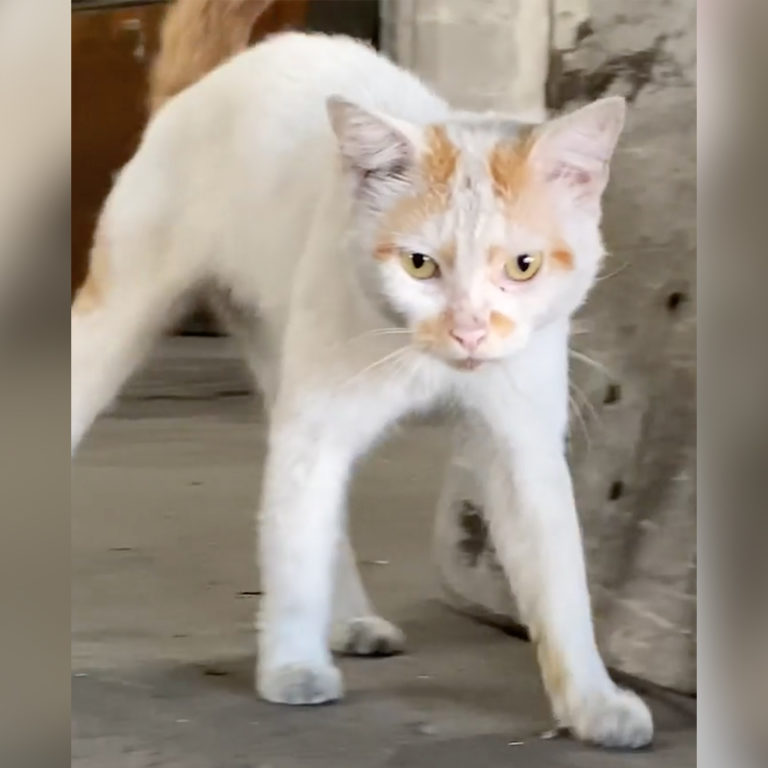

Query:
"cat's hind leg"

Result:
[[71, 231, 192, 453], [329, 534, 405, 657]]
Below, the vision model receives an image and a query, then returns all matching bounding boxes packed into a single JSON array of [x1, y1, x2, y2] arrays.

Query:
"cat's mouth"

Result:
[[451, 357, 484, 371]]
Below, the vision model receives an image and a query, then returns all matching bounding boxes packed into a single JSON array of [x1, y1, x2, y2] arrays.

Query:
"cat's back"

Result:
[[104, 33, 449, 317], [219, 32, 448, 126], [125, 32, 448, 238], [144, 32, 448, 178]]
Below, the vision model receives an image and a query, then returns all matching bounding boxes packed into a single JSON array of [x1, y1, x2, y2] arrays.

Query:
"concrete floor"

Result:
[[72, 337, 696, 767]]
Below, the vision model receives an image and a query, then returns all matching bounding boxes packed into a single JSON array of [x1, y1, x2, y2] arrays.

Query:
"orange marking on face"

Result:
[[72, 230, 109, 314], [488, 129, 535, 203], [384, 190, 447, 234], [423, 125, 459, 187], [490, 311, 515, 338], [488, 131, 573, 258], [489, 241, 573, 278], [374, 242, 398, 261], [375, 189, 450, 260], [415, 311, 452, 348], [373, 126, 459, 261], [438, 239, 456, 269], [551, 247, 574, 270]]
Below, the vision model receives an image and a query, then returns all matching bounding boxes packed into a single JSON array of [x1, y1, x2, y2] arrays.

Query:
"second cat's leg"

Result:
[[329, 534, 405, 656]]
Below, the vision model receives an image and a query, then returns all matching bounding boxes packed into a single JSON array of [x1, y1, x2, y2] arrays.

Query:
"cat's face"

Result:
[[329, 97, 625, 368]]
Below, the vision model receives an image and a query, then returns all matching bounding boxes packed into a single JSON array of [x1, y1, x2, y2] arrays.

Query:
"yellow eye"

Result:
[[400, 252, 439, 280], [504, 251, 543, 281]]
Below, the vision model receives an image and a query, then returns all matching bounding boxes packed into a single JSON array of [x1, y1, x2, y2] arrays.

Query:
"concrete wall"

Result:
[[384, 0, 697, 693], [382, 0, 549, 118]]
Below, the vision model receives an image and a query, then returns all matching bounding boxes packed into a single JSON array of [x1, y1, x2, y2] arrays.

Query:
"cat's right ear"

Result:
[[326, 97, 418, 193]]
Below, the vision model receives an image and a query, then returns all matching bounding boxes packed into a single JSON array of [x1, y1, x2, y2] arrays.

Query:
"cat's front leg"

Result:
[[473, 393, 653, 748], [255, 410, 351, 705], [255, 377, 414, 705]]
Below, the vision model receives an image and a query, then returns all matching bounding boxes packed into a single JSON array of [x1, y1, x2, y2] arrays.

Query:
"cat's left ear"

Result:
[[530, 97, 626, 212], [327, 97, 420, 200]]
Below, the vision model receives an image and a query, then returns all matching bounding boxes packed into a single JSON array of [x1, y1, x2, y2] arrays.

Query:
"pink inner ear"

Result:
[[533, 99, 625, 202], [535, 131, 614, 206], [548, 161, 593, 187]]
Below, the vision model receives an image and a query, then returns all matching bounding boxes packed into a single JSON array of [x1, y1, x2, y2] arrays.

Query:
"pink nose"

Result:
[[450, 326, 487, 352]]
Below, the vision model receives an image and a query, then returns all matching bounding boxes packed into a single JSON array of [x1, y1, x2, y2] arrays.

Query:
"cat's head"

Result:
[[328, 96, 625, 369]]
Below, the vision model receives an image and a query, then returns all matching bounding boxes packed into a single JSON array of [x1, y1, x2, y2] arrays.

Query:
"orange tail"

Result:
[[148, 0, 273, 115]]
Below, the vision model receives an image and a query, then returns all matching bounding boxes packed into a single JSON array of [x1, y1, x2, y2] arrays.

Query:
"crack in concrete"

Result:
[[548, 34, 670, 110]]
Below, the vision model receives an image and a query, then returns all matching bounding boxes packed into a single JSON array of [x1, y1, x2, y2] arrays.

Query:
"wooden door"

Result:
[[71, 0, 309, 298], [72, 2, 165, 296]]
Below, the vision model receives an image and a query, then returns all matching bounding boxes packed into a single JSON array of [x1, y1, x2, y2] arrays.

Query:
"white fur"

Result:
[[71, 33, 650, 747]]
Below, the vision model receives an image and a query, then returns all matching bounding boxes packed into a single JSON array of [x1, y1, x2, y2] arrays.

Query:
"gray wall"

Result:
[[384, 0, 697, 693]]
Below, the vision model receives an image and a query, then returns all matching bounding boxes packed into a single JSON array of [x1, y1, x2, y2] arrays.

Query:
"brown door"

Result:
[[72, 2, 165, 296], [71, 0, 310, 299]]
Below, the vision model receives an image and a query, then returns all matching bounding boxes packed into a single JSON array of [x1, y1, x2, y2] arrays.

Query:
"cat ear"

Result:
[[326, 96, 418, 184], [530, 97, 626, 211]]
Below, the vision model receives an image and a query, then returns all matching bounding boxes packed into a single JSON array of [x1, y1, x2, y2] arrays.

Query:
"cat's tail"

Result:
[[148, 0, 272, 115]]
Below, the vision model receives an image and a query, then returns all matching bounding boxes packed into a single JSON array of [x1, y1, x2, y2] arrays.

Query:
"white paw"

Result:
[[330, 616, 406, 656], [257, 661, 343, 705], [566, 685, 654, 749]]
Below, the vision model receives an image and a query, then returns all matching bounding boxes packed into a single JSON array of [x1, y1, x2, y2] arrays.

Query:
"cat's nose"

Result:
[[450, 326, 487, 352]]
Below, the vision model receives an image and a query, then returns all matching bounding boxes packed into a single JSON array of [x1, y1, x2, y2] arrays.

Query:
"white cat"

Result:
[[71, 1, 652, 748]]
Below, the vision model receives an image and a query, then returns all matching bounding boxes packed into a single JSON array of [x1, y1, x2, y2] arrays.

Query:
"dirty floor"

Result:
[[71, 337, 696, 767]]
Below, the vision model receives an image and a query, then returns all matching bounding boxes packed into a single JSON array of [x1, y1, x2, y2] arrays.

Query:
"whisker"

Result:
[[363, 329, 411, 338], [568, 389, 592, 453], [388, 351, 413, 385], [323, 327, 410, 357], [569, 349, 612, 378], [340, 346, 410, 390], [596, 259, 631, 283], [570, 382, 602, 446], [568, 320, 595, 338], [339, 327, 411, 348], [571, 381, 600, 425]]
